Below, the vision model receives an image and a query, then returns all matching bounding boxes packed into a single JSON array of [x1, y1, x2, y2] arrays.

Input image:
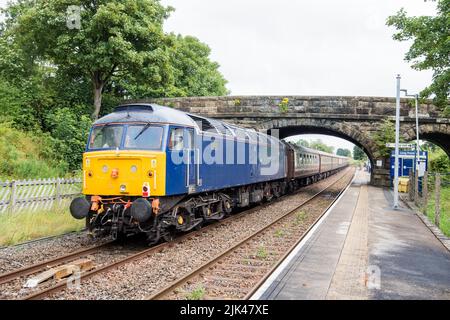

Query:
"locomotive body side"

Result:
[[165, 124, 287, 196]]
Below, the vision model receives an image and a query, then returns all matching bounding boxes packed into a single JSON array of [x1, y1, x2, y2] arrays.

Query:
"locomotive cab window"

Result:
[[186, 129, 195, 149], [169, 128, 184, 150], [89, 125, 123, 150], [124, 125, 164, 150]]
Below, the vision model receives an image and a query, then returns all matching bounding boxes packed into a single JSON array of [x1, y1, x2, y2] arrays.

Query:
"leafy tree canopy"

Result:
[[309, 139, 334, 154], [1, 0, 228, 120], [373, 119, 405, 158], [294, 139, 309, 148], [0, 0, 229, 177], [387, 0, 449, 112], [353, 145, 367, 161], [336, 148, 351, 157]]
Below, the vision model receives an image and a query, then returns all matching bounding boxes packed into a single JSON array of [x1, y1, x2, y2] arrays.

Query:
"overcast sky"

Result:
[[0, 0, 438, 153], [159, 0, 436, 153]]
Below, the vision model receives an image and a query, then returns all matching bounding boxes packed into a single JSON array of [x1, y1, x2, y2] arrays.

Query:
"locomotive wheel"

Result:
[[162, 229, 176, 242]]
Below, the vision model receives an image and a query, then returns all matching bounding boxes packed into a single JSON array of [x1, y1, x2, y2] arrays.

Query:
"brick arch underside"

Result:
[[261, 119, 376, 167], [403, 124, 450, 158]]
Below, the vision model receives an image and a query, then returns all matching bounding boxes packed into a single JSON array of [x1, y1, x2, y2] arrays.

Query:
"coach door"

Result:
[[185, 128, 197, 193]]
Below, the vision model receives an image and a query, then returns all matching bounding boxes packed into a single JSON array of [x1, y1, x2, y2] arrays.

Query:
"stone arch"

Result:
[[259, 118, 376, 172], [401, 123, 450, 158]]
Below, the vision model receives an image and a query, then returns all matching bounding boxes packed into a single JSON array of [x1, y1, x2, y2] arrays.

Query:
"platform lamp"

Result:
[[400, 89, 420, 174], [394, 75, 401, 210]]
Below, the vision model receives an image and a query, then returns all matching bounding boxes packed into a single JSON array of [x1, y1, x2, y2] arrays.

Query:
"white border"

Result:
[[249, 173, 357, 300]]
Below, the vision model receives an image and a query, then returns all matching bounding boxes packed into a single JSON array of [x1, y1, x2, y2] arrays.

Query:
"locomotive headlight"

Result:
[[120, 184, 127, 193], [102, 165, 109, 173], [130, 165, 137, 173]]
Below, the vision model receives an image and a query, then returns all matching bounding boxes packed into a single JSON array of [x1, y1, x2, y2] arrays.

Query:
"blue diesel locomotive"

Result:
[[70, 103, 349, 243]]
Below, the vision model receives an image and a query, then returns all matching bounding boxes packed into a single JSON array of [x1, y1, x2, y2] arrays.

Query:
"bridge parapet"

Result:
[[142, 95, 443, 120]]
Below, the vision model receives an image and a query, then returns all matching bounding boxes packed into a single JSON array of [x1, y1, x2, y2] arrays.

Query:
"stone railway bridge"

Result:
[[128, 96, 449, 187]]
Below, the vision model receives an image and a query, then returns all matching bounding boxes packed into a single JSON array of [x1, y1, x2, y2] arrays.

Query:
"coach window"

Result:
[[169, 128, 184, 151]]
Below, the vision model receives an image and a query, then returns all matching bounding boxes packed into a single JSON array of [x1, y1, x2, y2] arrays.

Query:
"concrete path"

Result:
[[259, 169, 450, 300]]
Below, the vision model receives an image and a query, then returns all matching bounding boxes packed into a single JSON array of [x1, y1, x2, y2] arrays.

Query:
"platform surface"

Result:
[[259, 169, 450, 300]]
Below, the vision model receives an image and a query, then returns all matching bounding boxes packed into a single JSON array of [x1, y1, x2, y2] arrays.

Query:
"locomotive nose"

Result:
[[70, 197, 91, 219]]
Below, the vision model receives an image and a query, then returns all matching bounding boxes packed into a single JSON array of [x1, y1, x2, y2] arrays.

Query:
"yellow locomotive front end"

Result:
[[70, 117, 169, 240], [83, 150, 166, 197]]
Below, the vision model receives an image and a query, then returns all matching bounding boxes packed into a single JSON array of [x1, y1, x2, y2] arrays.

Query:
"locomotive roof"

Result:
[[94, 103, 198, 127], [94, 103, 264, 137]]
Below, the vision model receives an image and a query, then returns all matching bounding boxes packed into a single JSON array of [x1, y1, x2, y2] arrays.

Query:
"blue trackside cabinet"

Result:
[[390, 150, 428, 191]]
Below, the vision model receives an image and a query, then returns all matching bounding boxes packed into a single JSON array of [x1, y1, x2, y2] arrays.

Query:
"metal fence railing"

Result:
[[409, 171, 449, 229], [0, 178, 82, 213]]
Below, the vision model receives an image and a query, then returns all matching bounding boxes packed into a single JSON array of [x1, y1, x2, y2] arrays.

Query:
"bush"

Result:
[[0, 78, 40, 131], [0, 123, 68, 179], [45, 107, 92, 171], [429, 148, 450, 174]]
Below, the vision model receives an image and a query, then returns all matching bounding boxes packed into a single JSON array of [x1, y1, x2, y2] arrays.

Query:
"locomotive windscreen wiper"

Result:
[[134, 122, 151, 140]]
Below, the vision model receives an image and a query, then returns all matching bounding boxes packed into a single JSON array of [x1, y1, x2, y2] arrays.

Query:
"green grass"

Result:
[[425, 186, 450, 237], [256, 246, 268, 259], [0, 124, 67, 179], [274, 229, 285, 238], [185, 285, 205, 300], [294, 211, 306, 225], [0, 207, 85, 246]]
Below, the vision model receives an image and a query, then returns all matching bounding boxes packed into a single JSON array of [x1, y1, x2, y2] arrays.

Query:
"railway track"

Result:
[[147, 169, 354, 300], [0, 229, 87, 251], [0, 240, 114, 287], [11, 168, 352, 300]]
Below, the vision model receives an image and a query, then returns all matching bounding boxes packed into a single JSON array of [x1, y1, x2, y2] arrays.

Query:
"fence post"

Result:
[[9, 180, 16, 213], [409, 171, 414, 201], [414, 170, 419, 205], [435, 174, 441, 228], [422, 171, 428, 215], [55, 178, 61, 205]]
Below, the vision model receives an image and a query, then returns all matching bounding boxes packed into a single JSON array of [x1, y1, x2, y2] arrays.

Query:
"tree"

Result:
[[120, 34, 228, 99], [294, 139, 309, 148], [353, 146, 367, 160], [373, 119, 404, 158], [387, 0, 449, 111], [310, 139, 334, 154], [45, 107, 92, 170], [5, 0, 173, 119], [169, 35, 228, 97], [336, 148, 351, 157]]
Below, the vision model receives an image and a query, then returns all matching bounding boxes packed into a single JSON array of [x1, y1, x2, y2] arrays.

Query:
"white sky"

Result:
[[160, 0, 437, 153], [0, 0, 438, 153]]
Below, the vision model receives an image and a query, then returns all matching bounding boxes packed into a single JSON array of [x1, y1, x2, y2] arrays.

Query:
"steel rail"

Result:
[[243, 171, 354, 299], [147, 169, 354, 300], [22, 167, 351, 300], [0, 240, 114, 286], [0, 229, 87, 251]]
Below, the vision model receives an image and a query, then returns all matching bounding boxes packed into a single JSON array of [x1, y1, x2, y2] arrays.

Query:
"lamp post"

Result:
[[400, 89, 420, 172], [394, 75, 401, 210]]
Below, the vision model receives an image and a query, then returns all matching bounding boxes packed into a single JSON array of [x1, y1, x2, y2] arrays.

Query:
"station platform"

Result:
[[254, 169, 450, 300]]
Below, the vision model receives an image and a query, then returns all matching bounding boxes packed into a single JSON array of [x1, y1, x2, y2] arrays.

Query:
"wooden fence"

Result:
[[0, 178, 82, 213], [409, 171, 449, 229]]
